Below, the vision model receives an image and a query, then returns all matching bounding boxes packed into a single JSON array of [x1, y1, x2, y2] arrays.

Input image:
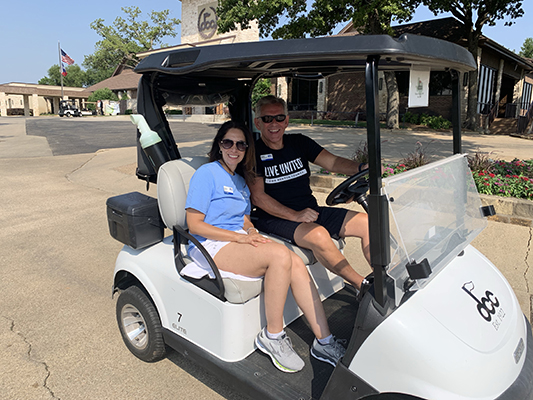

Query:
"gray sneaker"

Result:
[[310, 336, 346, 366], [255, 328, 305, 373]]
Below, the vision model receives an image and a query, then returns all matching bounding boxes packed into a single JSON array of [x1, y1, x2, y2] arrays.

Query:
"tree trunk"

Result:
[[384, 71, 399, 129], [465, 28, 480, 131]]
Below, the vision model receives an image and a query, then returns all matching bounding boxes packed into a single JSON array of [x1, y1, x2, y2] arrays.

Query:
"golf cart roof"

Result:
[[136, 33, 475, 79]]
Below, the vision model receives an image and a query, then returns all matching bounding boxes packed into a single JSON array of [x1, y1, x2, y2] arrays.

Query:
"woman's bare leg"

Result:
[[287, 253, 331, 340], [215, 241, 292, 333]]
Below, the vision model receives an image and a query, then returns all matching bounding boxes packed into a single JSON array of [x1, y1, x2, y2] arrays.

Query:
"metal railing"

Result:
[[517, 100, 533, 134]]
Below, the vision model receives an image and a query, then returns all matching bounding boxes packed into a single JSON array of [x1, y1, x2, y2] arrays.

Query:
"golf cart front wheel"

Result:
[[116, 285, 166, 362]]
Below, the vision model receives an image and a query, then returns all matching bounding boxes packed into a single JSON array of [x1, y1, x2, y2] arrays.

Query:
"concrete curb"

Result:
[[310, 173, 533, 227]]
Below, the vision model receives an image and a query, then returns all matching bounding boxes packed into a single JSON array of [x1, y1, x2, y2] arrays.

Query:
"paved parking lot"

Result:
[[1, 116, 532, 399]]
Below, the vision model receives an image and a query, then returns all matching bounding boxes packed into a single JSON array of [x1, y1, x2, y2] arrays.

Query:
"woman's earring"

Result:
[[219, 149, 222, 154]]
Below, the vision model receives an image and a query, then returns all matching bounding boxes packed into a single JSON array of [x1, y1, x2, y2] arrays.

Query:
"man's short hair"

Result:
[[255, 95, 288, 116]]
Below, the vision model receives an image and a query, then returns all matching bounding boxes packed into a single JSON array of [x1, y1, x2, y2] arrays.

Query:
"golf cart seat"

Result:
[[157, 157, 264, 304], [157, 157, 345, 303]]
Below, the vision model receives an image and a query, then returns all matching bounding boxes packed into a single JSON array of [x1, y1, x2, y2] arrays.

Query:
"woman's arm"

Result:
[[187, 209, 269, 246]]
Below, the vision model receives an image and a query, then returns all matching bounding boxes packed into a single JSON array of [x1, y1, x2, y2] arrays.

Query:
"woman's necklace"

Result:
[[219, 159, 235, 175]]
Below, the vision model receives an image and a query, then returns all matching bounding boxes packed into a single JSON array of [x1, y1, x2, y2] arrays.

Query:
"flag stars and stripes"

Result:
[[61, 49, 74, 65]]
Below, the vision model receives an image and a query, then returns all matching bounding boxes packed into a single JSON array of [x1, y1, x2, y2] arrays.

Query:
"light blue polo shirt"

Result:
[[185, 161, 251, 250]]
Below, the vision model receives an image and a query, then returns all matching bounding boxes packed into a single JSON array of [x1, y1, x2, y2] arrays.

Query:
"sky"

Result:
[[1, 0, 531, 85]]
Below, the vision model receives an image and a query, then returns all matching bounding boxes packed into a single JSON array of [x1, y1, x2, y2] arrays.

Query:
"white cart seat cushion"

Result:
[[223, 278, 264, 304]]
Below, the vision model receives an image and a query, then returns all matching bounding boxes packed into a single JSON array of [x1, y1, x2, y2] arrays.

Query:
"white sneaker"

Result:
[[255, 328, 305, 373]]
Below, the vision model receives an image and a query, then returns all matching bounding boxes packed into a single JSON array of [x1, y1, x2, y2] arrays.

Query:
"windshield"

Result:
[[383, 154, 487, 305]]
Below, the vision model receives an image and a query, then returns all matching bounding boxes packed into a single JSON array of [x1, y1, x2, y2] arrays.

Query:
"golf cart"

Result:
[[58, 99, 82, 117], [106, 34, 533, 399]]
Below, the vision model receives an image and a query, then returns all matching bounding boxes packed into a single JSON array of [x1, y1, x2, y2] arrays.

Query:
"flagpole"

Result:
[[58, 41, 64, 100]]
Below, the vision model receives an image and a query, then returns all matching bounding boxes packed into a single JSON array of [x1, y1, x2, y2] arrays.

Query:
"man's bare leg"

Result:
[[294, 222, 365, 289], [339, 211, 370, 264]]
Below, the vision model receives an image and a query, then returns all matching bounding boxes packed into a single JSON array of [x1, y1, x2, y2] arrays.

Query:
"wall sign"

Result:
[[198, 3, 218, 39], [408, 67, 430, 108]]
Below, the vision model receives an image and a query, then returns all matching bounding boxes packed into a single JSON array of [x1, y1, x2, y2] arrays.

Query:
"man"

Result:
[[249, 95, 370, 290]]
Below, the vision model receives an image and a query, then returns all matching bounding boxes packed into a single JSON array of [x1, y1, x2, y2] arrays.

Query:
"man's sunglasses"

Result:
[[220, 139, 248, 151], [258, 114, 287, 123]]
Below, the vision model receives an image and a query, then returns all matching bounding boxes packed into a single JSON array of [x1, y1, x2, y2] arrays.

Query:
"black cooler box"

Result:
[[106, 192, 164, 249]]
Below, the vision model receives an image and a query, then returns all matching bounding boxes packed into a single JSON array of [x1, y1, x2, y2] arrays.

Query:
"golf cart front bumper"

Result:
[[496, 316, 533, 400]]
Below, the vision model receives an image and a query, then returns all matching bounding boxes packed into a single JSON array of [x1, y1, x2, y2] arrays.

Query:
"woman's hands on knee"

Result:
[[236, 231, 271, 247]]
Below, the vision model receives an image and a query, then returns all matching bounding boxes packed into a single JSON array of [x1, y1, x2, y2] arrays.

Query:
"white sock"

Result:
[[317, 334, 333, 345], [266, 329, 284, 340]]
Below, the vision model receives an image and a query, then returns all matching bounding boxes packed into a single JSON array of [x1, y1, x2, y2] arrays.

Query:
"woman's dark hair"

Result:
[[208, 120, 256, 181]]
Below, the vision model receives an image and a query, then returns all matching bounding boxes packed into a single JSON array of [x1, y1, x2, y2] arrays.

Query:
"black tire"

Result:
[[116, 285, 166, 362]]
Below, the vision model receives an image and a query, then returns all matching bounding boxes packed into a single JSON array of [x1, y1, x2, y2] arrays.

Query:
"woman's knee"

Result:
[[267, 243, 293, 268]]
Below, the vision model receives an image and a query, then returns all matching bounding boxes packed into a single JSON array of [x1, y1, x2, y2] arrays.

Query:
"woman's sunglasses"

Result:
[[258, 114, 287, 123], [220, 139, 248, 152]]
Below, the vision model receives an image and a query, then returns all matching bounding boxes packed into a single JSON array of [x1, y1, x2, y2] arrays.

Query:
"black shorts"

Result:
[[253, 207, 349, 245]]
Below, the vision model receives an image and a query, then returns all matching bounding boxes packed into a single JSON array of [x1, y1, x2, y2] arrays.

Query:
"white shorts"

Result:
[[182, 230, 262, 282]]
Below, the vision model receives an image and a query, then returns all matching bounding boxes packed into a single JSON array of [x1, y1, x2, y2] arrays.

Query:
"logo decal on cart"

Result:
[[172, 312, 187, 335], [462, 281, 505, 330]]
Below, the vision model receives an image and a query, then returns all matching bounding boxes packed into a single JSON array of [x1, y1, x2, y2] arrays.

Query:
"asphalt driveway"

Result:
[[25, 118, 219, 156]]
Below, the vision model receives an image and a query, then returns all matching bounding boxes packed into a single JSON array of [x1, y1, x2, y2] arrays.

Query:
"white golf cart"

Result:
[[106, 34, 533, 399], [58, 99, 82, 117]]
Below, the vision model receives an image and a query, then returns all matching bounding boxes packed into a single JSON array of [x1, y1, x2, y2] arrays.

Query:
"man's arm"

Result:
[[248, 176, 319, 223], [314, 149, 367, 176]]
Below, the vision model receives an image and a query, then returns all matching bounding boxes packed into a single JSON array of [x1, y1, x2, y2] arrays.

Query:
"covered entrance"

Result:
[[0, 83, 89, 117]]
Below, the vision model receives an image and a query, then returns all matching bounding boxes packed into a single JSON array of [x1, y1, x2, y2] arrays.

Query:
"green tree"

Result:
[[252, 78, 272, 107], [88, 88, 119, 102], [217, 0, 416, 128], [83, 6, 180, 83], [38, 64, 87, 87], [420, 0, 524, 130], [519, 38, 533, 58]]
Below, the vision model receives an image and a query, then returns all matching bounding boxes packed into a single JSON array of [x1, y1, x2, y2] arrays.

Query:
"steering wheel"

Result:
[[325, 170, 369, 207]]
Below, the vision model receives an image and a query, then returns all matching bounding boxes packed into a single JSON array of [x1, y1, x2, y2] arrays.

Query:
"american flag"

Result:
[[61, 49, 74, 65], [61, 64, 67, 77]]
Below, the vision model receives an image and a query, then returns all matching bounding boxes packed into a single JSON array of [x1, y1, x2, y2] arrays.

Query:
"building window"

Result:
[[287, 78, 318, 111], [395, 71, 452, 96], [521, 82, 532, 111], [477, 65, 497, 114]]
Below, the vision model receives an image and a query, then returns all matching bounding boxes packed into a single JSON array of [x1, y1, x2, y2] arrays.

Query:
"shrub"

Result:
[[467, 152, 494, 173], [419, 114, 452, 130], [403, 111, 420, 124], [352, 141, 369, 164], [403, 112, 451, 129], [399, 141, 433, 169]]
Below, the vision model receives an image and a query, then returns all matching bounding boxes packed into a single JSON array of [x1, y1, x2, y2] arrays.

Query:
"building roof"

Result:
[[340, 17, 533, 71], [0, 82, 89, 98], [85, 67, 140, 93]]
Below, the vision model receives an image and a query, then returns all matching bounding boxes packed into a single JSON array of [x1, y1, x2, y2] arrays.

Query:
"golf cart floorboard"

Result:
[[163, 285, 360, 400]]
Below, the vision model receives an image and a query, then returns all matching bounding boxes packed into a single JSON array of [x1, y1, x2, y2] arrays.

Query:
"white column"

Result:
[[32, 93, 40, 116], [23, 95, 31, 117], [0, 92, 7, 117]]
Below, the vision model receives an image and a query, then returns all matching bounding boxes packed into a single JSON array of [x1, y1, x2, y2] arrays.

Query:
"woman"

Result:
[[185, 121, 345, 373]]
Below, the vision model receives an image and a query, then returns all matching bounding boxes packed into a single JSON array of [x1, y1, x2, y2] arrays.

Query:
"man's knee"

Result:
[[296, 225, 334, 249], [340, 211, 368, 238]]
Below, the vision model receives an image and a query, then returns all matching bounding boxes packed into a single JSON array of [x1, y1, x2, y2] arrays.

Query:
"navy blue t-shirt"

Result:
[[253, 134, 323, 218]]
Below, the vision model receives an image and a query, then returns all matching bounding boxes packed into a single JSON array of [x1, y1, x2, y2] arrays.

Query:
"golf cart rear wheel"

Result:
[[116, 285, 166, 362]]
